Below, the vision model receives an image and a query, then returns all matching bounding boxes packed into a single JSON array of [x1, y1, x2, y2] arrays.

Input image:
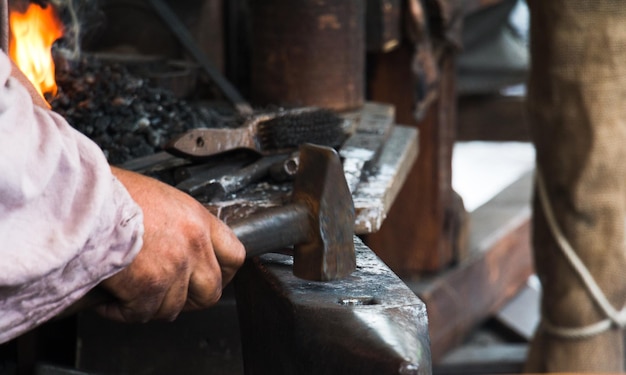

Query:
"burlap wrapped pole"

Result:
[[525, 1, 626, 372]]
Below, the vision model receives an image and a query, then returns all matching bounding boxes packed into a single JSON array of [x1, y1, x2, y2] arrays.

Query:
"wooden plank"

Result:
[[340, 102, 395, 193], [353, 125, 418, 234], [365, 0, 401, 52], [405, 171, 535, 362]]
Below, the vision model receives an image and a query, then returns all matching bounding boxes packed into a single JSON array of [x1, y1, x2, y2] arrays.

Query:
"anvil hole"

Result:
[[338, 296, 379, 306]]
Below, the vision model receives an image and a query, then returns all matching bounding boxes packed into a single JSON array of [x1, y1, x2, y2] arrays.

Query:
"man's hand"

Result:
[[98, 167, 245, 322]]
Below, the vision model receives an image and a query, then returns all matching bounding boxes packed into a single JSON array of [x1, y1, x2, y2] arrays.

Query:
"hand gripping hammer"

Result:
[[59, 144, 356, 317]]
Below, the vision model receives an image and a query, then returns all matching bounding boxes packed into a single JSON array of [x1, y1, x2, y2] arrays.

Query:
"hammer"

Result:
[[230, 143, 356, 281], [59, 144, 355, 317]]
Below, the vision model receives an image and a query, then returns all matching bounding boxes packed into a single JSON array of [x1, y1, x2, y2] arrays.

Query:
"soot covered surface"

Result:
[[48, 55, 232, 165]]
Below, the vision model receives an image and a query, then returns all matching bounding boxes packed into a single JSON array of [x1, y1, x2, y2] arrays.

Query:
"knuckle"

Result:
[[165, 311, 181, 322], [142, 273, 169, 296], [121, 298, 160, 323], [233, 241, 246, 266], [187, 225, 212, 253], [171, 252, 190, 274], [195, 273, 223, 309], [159, 301, 185, 322], [205, 287, 222, 307], [194, 292, 221, 310]]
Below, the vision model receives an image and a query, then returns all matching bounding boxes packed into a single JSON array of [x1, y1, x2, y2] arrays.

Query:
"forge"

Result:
[[2, 1, 429, 374], [50, 55, 231, 164]]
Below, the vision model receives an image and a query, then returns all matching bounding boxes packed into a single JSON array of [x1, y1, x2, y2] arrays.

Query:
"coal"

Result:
[[47, 55, 232, 165]]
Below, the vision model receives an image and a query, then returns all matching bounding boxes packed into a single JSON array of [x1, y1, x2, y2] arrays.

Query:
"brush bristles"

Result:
[[258, 109, 346, 150]]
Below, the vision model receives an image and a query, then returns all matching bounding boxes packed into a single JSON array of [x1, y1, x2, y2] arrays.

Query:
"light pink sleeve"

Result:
[[0, 52, 144, 343]]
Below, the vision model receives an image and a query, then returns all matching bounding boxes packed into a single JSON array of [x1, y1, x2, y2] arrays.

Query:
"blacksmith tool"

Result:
[[235, 238, 431, 374], [174, 158, 251, 198], [165, 108, 346, 159], [118, 107, 343, 176], [229, 143, 355, 281], [59, 143, 355, 317], [189, 153, 290, 200], [173, 158, 248, 185], [268, 151, 299, 182], [177, 150, 298, 201]]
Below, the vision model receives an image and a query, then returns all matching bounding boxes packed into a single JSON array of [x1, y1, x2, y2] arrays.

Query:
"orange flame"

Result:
[[9, 4, 64, 100]]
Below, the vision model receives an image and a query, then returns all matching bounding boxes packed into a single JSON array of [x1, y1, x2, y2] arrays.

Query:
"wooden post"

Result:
[[363, 44, 458, 274]]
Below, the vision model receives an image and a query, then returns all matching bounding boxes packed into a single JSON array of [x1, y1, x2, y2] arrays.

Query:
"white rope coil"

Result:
[[535, 169, 626, 339]]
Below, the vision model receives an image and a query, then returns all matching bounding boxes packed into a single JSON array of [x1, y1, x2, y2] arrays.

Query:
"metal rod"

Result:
[[204, 153, 288, 199], [231, 203, 311, 257], [147, 0, 253, 115]]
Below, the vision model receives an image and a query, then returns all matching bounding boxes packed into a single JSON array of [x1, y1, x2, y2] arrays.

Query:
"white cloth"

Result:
[[0, 51, 143, 343]]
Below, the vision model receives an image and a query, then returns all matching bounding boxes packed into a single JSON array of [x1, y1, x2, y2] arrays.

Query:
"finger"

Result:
[[96, 293, 163, 323], [152, 267, 190, 321], [207, 215, 245, 286], [97, 264, 168, 323], [185, 256, 223, 310]]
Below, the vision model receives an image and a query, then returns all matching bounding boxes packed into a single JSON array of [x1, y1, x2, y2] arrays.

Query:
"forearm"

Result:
[[0, 51, 143, 343]]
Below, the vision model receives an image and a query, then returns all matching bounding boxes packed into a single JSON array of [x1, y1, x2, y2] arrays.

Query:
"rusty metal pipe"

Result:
[[269, 152, 299, 182], [203, 153, 289, 200], [249, 0, 365, 111]]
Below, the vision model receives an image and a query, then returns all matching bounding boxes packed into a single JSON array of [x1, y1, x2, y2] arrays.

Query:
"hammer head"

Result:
[[292, 144, 356, 281]]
